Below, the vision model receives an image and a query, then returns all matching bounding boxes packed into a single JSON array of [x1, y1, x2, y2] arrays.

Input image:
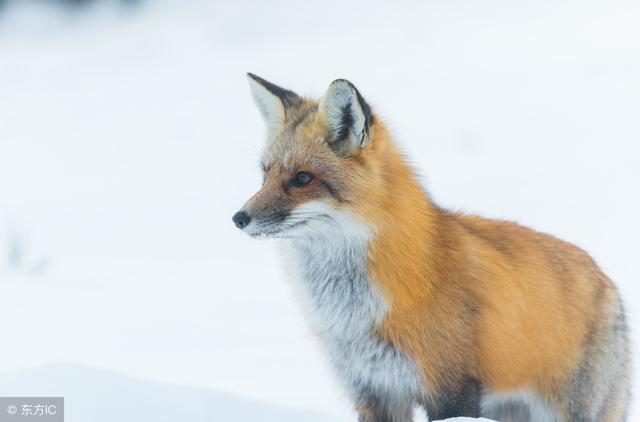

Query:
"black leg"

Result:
[[422, 377, 481, 421]]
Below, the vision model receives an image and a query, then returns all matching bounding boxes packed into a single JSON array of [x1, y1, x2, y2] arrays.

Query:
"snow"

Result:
[[0, 0, 638, 421], [0, 363, 497, 422], [0, 363, 336, 422]]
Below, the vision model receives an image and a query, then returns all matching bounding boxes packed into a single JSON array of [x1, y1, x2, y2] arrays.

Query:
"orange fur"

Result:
[[336, 120, 620, 404]]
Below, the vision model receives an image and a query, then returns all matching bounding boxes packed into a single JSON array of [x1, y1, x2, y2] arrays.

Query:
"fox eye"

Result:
[[294, 171, 314, 186]]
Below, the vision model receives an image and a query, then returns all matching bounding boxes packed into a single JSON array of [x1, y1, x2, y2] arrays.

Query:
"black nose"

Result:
[[232, 211, 251, 229]]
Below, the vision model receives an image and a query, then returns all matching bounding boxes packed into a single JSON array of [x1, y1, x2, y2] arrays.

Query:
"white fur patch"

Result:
[[280, 201, 425, 401]]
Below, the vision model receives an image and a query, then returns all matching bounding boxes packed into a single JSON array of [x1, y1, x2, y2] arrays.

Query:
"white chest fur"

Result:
[[280, 204, 424, 401]]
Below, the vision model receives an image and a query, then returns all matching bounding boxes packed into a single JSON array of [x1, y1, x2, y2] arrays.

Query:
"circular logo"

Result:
[[6, 404, 17, 415]]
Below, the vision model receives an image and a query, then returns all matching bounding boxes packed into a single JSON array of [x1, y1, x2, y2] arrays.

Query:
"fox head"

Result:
[[233, 73, 402, 240]]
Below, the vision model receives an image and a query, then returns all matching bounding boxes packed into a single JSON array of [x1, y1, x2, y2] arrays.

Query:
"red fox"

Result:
[[233, 73, 630, 422]]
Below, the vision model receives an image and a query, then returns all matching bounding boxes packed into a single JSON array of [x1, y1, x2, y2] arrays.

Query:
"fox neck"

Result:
[[359, 124, 440, 305], [284, 124, 439, 331]]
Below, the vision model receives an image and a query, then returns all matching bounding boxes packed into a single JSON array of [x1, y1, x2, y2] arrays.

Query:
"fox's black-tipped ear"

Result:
[[247, 73, 301, 137], [320, 79, 374, 156]]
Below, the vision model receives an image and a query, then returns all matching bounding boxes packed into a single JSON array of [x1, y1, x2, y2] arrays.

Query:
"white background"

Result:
[[0, 0, 638, 420]]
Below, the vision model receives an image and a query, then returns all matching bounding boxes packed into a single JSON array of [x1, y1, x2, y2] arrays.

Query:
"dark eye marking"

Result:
[[320, 180, 345, 202], [293, 171, 314, 187]]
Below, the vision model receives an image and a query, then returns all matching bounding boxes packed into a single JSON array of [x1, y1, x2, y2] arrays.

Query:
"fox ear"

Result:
[[247, 73, 301, 137], [320, 79, 374, 156]]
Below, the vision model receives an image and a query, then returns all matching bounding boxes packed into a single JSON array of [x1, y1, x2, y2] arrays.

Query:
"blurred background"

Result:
[[0, 0, 638, 421]]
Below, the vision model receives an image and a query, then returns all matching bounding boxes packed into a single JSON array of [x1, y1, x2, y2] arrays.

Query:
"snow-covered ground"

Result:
[[0, 363, 336, 422], [0, 0, 638, 421]]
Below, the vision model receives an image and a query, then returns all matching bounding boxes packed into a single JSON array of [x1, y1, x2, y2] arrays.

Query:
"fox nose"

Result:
[[232, 211, 251, 229]]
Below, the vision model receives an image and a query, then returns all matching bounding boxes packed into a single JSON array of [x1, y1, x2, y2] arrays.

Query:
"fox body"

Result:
[[233, 74, 630, 421]]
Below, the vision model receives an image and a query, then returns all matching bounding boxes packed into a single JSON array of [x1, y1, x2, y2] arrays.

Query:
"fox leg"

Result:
[[421, 376, 481, 421], [355, 393, 413, 422]]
